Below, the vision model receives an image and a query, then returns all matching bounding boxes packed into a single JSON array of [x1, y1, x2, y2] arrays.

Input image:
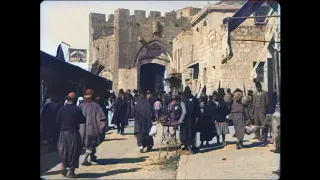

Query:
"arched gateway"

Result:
[[134, 40, 173, 93]]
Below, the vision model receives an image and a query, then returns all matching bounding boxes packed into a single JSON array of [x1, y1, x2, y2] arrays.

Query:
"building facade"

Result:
[[89, 7, 201, 92], [173, 2, 277, 95], [89, 1, 279, 95]]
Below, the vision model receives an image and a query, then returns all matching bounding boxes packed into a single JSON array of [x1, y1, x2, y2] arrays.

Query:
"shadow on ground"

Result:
[[77, 168, 142, 178], [243, 141, 270, 148], [96, 156, 148, 165], [104, 138, 128, 141], [121, 132, 135, 136], [199, 145, 225, 153], [151, 145, 181, 152], [41, 170, 62, 176], [226, 140, 249, 145], [40, 152, 61, 172]]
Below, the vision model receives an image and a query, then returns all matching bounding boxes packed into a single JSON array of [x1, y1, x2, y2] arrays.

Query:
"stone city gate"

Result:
[[134, 40, 173, 93]]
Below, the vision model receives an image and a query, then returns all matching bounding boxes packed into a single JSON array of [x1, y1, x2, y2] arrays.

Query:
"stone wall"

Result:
[[91, 35, 116, 71], [172, 30, 193, 88], [89, 13, 115, 68], [117, 68, 137, 91], [172, 30, 193, 72], [175, 10, 268, 95], [90, 8, 195, 91], [176, 7, 202, 19], [188, 12, 236, 94]]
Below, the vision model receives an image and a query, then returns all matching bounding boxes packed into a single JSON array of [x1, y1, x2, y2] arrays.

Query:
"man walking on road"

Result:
[[57, 92, 86, 178], [79, 89, 107, 166], [252, 82, 269, 141]]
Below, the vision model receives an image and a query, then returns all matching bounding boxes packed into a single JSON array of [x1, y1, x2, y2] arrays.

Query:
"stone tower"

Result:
[[89, 7, 201, 92]]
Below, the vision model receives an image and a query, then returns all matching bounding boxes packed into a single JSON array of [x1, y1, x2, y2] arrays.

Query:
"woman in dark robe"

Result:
[[197, 97, 216, 148], [57, 92, 85, 178], [179, 87, 199, 154], [133, 95, 155, 153], [230, 92, 247, 149], [212, 91, 230, 146], [40, 94, 62, 150], [112, 90, 127, 134]]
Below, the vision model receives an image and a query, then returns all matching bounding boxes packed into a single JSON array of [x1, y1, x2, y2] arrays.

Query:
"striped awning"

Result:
[[227, 1, 266, 32]]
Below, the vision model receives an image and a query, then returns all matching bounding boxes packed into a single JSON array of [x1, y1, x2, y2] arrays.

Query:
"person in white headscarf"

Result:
[[230, 92, 247, 149]]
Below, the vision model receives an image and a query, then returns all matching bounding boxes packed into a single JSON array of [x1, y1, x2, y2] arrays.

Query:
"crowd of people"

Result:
[[40, 81, 279, 178]]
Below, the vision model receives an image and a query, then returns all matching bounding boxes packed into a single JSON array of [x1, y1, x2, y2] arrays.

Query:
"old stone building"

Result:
[[89, 7, 201, 92], [173, 1, 277, 95], [89, 1, 278, 95]]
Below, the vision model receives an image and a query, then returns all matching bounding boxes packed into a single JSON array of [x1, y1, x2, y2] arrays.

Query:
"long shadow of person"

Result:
[[104, 138, 128, 141], [96, 156, 148, 165], [77, 168, 142, 178], [243, 141, 270, 148]]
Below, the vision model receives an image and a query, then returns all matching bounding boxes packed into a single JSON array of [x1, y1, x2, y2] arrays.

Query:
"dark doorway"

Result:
[[139, 63, 165, 94]]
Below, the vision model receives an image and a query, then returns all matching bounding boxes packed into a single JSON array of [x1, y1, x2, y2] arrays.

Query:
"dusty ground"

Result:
[[176, 126, 280, 179], [41, 124, 179, 179]]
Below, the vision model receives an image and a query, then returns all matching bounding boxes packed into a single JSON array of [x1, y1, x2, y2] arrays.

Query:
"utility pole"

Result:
[[272, 3, 280, 151]]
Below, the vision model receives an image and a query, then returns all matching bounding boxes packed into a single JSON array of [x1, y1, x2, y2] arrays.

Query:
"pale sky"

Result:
[[40, 1, 217, 70]]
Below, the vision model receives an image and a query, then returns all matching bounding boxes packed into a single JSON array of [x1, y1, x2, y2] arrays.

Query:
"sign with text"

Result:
[[69, 49, 87, 63]]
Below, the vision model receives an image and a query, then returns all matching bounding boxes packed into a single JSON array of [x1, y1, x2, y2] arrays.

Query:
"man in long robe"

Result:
[[79, 89, 107, 166], [112, 90, 127, 134], [197, 98, 216, 148], [57, 92, 85, 178], [133, 95, 155, 153], [179, 87, 199, 154]]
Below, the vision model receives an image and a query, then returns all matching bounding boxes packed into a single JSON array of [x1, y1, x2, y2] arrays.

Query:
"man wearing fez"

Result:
[[79, 89, 107, 166], [252, 82, 269, 141]]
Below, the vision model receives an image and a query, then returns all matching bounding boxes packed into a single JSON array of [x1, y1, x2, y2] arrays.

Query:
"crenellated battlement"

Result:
[[134, 10, 146, 22], [108, 14, 114, 22], [149, 11, 161, 18], [115, 8, 130, 16], [89, 7, 200, 91], [165, 11, 177, 19]]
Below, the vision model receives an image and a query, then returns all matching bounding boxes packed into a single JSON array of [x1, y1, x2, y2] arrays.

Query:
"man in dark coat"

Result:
[[197, 97, 216, 148], [125, 91, 133, 120], [112, 90, 127, 134], [252, 82, 269, 140], [57, 92, 85, 178], [133, 94, 155, 153], [247, 90, 254, 124], [40, 94, 62, 151], [132, 89, 140, 106], [179, 87, 199, 154], [79, 89, 107, 166]]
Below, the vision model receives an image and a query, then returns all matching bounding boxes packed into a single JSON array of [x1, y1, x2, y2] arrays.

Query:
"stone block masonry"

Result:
[[89, 8, 194, 91]]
